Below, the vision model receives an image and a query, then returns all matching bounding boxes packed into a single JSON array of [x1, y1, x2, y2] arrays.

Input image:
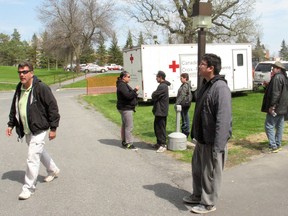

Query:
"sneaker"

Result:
[[271, 147, 279, 153], [277, 146, 282, 151], [191, 204, 216, 214], [156, 145, 167, 153], [183, 194, 201, 204], [18, 190, 33, 200], [44, 168, 60, 182], [125, 144, 138, 151]]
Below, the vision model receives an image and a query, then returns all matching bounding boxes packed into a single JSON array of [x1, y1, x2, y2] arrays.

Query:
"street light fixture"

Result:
[[192, 0, 212, 89]]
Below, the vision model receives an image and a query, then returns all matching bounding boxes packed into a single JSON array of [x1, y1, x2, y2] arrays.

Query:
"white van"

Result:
[[254, 61, 288, 87]]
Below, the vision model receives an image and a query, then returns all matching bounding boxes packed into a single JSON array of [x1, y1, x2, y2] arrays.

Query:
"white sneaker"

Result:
[[44, 168, 60, 182], [156, 146, 167, 153], [19, 190, 33, 200]]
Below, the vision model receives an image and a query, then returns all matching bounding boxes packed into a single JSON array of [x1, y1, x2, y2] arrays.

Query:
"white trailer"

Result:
[[123, 43, 253, 101]]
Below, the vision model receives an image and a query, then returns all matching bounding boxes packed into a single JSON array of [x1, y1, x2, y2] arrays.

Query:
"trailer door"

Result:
[[232, 49, 248, 90]]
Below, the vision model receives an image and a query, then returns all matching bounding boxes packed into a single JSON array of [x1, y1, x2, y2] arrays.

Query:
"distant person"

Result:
[[175, 73, 192, 137], [183, 54, 232, 214], [116, 71, 139, 150], [6, 62, 60, 200], [261, 61, 288, 153], [151, 71, 171, 153]]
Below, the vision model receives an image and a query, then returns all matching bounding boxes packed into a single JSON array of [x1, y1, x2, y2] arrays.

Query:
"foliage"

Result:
[[96, 32, 108, 66], [108, 32, 123, 65], [252, 37, 267, 62], [123, 0, 259, 44], [124, 30, 134, 49], [279, 40, 288, 60], [0, 30, 32, 66], [137, 32, 145, 46]]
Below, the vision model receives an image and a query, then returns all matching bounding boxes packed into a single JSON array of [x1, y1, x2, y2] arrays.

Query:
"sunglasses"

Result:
[[18, 70, 31, 75]]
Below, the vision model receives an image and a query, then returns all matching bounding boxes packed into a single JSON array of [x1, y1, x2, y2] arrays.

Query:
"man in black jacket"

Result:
[[6, 62, 60, 200], [183, 54, 232, 214], [152, 71, 171, 153], [261, 61, 288, 153]]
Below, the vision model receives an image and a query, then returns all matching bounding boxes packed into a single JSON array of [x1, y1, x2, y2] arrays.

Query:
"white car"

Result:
[[254, 61, 288, 87], [80, 64, 107, 73]]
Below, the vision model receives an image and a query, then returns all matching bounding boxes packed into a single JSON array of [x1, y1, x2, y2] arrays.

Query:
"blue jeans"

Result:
[[265, 113, 285, 148], [181, 106, 190, 137]]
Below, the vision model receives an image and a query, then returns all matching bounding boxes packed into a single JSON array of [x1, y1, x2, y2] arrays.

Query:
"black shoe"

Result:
[[125, 144, 138, 151], [122, 141, 127, 147], [151, 144, 161, 149]]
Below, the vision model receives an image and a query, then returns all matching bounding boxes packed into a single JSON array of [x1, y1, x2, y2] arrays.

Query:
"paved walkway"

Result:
[[0, 75, 287, 215]]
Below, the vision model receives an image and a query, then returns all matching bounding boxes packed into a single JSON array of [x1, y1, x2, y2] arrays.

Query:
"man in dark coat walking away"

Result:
[[151, 71, 171, 153]]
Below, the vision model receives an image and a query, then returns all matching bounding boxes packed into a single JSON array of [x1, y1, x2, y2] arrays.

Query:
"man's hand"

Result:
[[6, 127, 13, 137], [49, 130, 56, 140]]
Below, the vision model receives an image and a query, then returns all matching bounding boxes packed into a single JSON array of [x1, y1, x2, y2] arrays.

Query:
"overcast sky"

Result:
[[0, 0, 287, 57]]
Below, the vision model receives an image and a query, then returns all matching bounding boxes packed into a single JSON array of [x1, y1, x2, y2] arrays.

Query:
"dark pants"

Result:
[[154, 116, 167, 145], [181, 106, 190, 137]]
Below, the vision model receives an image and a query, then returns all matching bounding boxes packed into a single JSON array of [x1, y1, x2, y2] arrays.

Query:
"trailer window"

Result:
[[237, 54, 244, 66]]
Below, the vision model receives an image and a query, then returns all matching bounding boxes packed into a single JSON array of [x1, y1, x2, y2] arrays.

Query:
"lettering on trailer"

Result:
[[130, 54, 134, 63], [169, 60, 180, 72]]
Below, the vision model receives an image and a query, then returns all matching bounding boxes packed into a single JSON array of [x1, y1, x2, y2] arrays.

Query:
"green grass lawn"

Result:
[[1, 67, 285, 167], [82, 90, 288, 167], [0, 66, 83, 91]]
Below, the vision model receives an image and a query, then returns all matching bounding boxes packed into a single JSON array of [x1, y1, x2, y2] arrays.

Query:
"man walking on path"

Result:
[[6, 62, 60, 200], [183, 54, 232, 214], [261, 61, 288, 153]]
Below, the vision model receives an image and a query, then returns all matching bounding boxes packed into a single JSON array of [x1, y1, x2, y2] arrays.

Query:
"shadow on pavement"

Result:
[[2, 170, 46, 184], [143, 183, 190, 211], [2, 170, 25, 184], [98, 139, 156, 151]]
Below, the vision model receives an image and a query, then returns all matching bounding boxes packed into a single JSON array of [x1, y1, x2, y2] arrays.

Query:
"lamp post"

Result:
[[192, 0, 212, 89]]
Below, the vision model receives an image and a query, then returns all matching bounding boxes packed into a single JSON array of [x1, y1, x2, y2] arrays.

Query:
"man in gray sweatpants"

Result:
[[183, 54, 232, 214]]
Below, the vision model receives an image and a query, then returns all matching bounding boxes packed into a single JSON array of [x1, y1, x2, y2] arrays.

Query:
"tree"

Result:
[[123, 0, 258, 44], [26, 34, 40, 66], [279, 40, 288, 61], [38, 0, 115, 70], [252, 37, 266, 62], [137, 32, 145, 46], [108, 32, 123, 65], [124, 30, 134, 49], [0, 33, 11, 65], [96, 32, 108, 65]]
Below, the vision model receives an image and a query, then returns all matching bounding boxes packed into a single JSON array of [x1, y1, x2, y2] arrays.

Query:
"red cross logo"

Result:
[[130, 54, 134, 63], [169, 60, 179, 72]]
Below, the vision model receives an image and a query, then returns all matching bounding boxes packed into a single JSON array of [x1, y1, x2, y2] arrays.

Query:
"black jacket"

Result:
[[191, 75, 232, 152], [261, 72, 288, 115], [152, 80, 171, 117], [7, 76, 60, 139], [116, 80, 138, 111]]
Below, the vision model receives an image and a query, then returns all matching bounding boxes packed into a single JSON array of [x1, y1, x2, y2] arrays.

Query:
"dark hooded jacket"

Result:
[[116, 79, 138, 111], [191, 75, 232, 152], [261, 72, 288, 115], [7, 76, 60, 139], [152, 80, 171, 117]]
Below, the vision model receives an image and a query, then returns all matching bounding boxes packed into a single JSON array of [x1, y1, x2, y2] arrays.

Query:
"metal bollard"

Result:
[[167, 105, 187, 151]]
